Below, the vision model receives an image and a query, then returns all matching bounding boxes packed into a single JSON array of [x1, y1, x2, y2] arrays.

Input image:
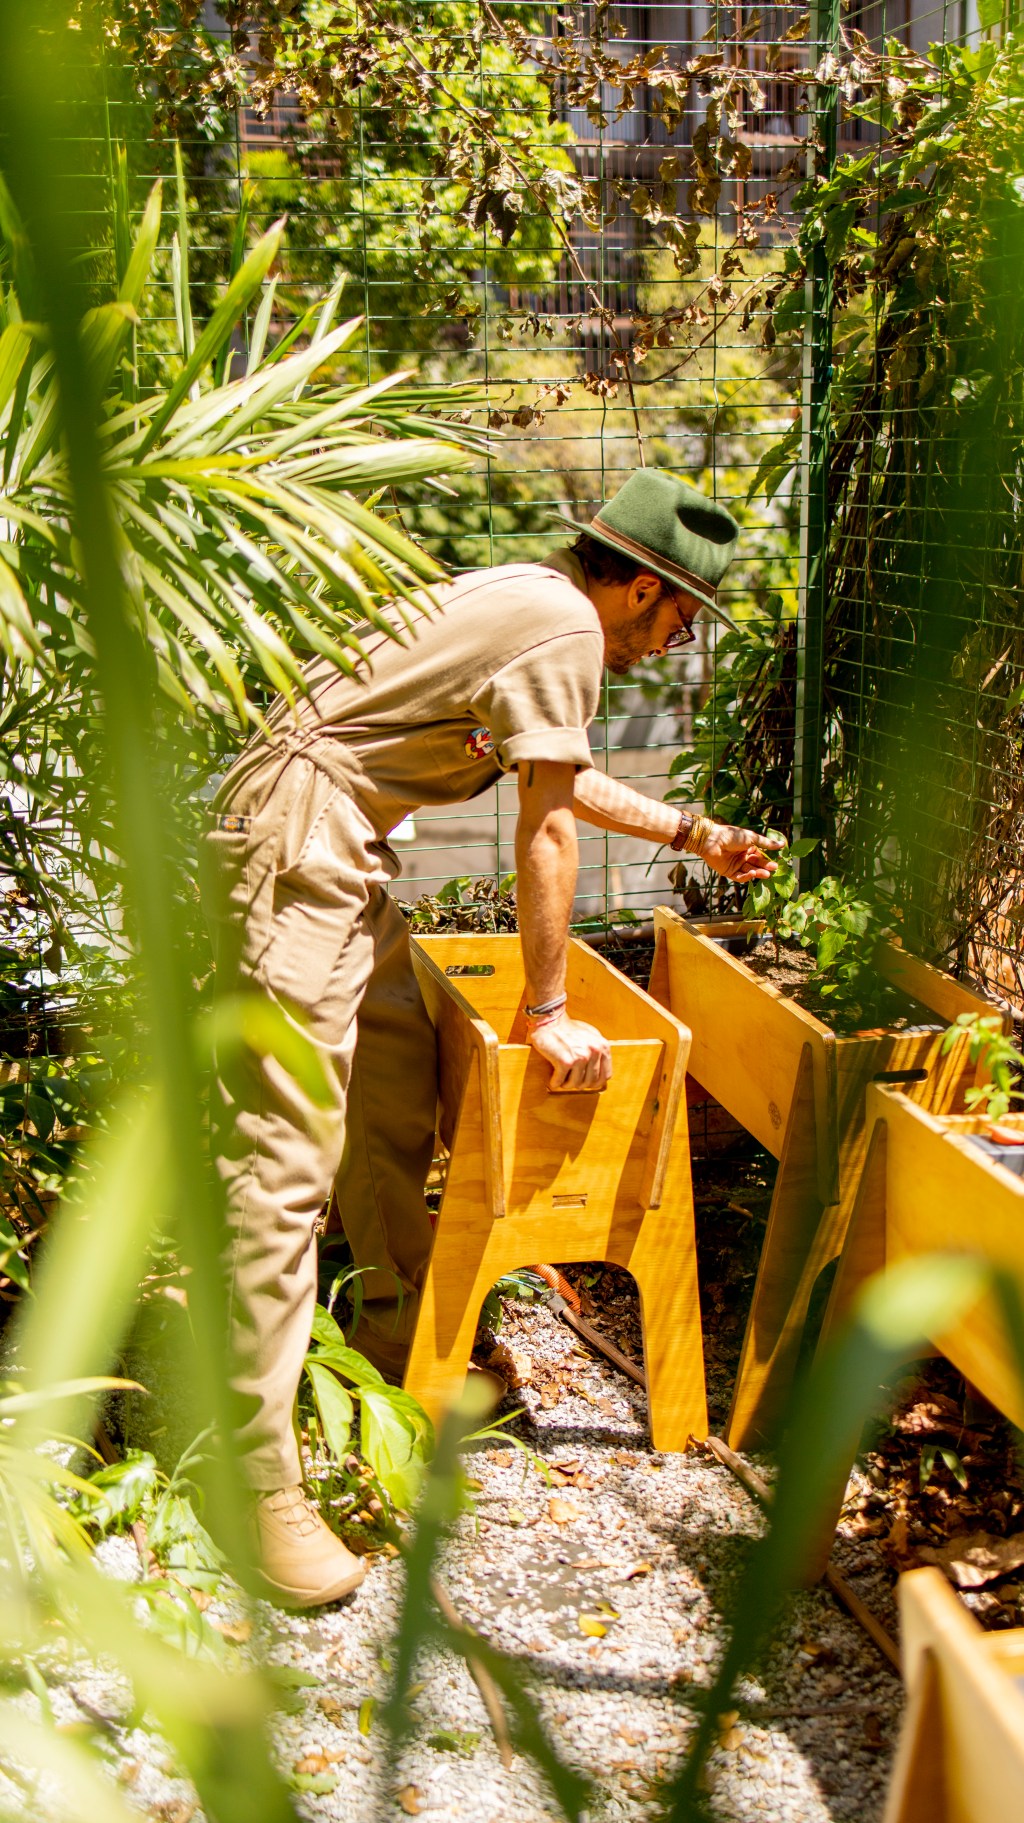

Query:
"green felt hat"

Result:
[[556, 468, 741, 630]]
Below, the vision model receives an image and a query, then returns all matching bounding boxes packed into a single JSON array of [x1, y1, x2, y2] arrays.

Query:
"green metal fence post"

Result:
[[793, 0, 840, 883]]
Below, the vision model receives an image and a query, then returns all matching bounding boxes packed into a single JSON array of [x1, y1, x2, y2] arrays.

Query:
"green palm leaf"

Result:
[[0, 168, 487, 730]]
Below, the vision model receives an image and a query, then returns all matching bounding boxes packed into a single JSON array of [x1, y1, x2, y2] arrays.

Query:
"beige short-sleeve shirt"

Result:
[[233, 549, 604, 840]]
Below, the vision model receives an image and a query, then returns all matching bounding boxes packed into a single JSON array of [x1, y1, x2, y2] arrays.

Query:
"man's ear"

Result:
[[626, 570, 665, 611]]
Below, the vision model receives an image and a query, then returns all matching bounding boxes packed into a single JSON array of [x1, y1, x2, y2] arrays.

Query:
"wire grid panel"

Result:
[[819, 0, 1023, 1008], [158, 1, 810, 921], [106, 3, 994, 950]]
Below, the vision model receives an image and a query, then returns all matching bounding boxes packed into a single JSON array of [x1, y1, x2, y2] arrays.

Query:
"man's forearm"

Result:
[[515, 761, 579, 1006], [515, 813, 577, 1006], [573, 766, 679, 844]]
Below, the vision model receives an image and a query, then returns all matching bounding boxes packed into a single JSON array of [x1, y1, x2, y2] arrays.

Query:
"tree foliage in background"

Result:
[[0, 154, 485, 1243], [669, 30, 1024, 991]]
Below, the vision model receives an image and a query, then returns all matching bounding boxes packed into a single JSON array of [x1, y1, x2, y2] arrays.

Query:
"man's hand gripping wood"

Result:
[[516, 761, 611, 1093]]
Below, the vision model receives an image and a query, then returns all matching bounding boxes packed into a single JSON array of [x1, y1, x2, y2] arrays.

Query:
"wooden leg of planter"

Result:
[[882, 1650, 948, 1823], [819, 1120, 888, 1347], [403, 1189, 506, 1424], [626, 1150, 708, 1449], [726, 1043, 828, 1451], [797, 1123, 890, 1585]]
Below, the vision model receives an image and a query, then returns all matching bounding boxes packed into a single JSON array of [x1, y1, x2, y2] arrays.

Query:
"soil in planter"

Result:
[[742, 941, 941, 1036]]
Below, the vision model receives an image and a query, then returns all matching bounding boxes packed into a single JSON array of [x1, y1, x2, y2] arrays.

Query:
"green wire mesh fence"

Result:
[[75, 1, 1024, 1002]]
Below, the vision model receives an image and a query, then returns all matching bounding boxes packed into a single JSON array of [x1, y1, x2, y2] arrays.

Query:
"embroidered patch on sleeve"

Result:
[[217, 813, 251, 833], [465, 726, 496, 760]]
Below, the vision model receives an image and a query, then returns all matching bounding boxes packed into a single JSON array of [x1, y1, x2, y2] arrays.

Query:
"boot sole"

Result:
[[255, 1557, 368, 1611]]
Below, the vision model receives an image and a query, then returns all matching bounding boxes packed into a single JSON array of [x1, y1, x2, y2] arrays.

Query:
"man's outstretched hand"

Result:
[[528, 1011, 612, 1092], [700, 823, 786, 884]]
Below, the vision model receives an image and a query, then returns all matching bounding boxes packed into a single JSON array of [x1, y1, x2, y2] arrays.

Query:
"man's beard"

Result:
[[604, 600, 661, 674]]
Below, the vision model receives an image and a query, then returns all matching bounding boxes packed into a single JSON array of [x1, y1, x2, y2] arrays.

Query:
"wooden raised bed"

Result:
[[405, 932, 707, 1450], [804, 1086, 1024, 1582], [650, 907, 1004, 1450], [884, 1566, 1024, 1822]]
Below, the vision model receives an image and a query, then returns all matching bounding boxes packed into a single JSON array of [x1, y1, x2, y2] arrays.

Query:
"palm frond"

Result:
[[0, 166, 488, 729]]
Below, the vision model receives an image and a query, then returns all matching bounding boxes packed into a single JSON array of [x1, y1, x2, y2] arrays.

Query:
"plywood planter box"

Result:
[[650, 906, 1004, 1451], [804, 1088, 1024, 1584], [885, 1567, 1024, 1823], [405, 932, 707, 1450]]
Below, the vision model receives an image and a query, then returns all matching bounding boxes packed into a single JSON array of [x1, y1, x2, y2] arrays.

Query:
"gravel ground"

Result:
[[13, 1279, 903, 1823], [1, 1108, 917, 1822]]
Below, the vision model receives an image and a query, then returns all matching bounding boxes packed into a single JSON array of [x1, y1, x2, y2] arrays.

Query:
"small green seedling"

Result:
[[741, 839, 889, 1022], [941, 1012, 1024, 1120], [740, 835, 819, 960]]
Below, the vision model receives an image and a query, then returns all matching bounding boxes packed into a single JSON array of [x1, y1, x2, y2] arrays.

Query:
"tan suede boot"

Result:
[[252, 1486, 367, 1610]]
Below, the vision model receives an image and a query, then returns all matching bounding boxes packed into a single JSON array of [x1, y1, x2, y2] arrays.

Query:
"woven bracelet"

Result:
[[524, 993, 568, 1020]]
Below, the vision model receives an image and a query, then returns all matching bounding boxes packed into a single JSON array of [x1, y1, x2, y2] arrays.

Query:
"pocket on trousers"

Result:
[[264, 792, 372, 1014]]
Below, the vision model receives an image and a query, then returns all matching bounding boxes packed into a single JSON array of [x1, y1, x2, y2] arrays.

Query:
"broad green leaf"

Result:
[[305, 1361, 355, 1459], [816, 926, 846, 970], [79, 1450, 160, 1525], [310, 1341, 387, 1389], [310, 1303, 348, 1349], [361, 1387, 433, 1509]]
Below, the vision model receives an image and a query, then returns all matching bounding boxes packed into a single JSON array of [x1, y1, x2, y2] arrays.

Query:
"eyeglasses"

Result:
[[661, 587, 697, 650]]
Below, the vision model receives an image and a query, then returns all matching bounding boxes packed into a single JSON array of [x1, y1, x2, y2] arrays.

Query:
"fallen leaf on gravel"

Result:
[[294, 1753, 331, 1775], [213, 1617, 252, 1644], [507, 1507, 529, 1526], [397, 1786, 422, 1814], [578, 1613, 607, 1637], [594, 1599, 620, 1619], [886, 1513, 910, 1559], [548, 1495, 584, 1525], [618, 1725, 647, 1746], [154, 1805, 195, 1823], [919, 1530, 1024, 1587], [716, 1709, 743, 1750], [358, 1696, 375, 1735], [486, 1449, 514, 1467], [288, 1772, 338, 1795], [428, 1726, 481, 1754], [549, 1459, 597, 1489], [549, 1458, 580, 1484], [318, 1694, 344, 1722], [623, 1560, 653, 1579]]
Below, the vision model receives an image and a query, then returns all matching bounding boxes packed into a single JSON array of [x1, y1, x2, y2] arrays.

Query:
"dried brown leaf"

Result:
[[920, 1530, 1024, 1588], [548, 1495, 584, 1525]]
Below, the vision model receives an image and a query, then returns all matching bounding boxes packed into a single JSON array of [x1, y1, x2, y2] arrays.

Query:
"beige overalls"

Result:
[[202, 552, 604, 1487]]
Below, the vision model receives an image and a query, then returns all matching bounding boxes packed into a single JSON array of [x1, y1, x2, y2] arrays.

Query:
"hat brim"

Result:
[[547, 509, 740, 633]]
